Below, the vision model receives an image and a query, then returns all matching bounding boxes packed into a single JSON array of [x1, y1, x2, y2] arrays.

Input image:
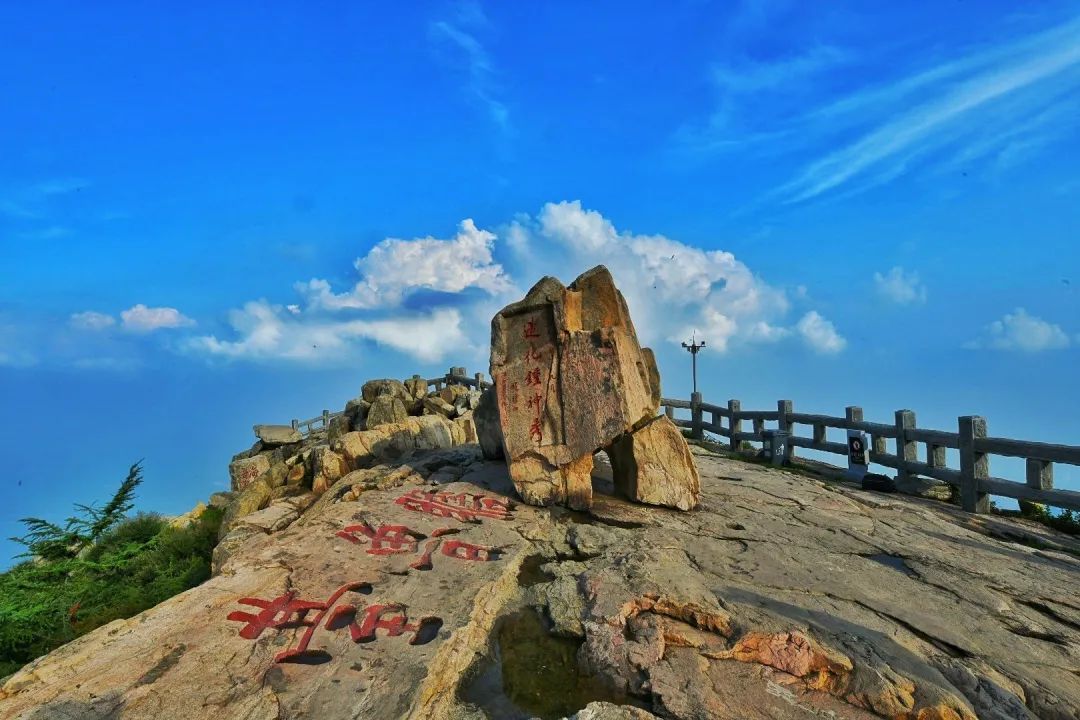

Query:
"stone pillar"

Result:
[[728, 399, 741, 450], [691, 392, 704, 440], [959, 415, 990, 513], [895, 410, 916, 486], [777, 400, 793, 462]]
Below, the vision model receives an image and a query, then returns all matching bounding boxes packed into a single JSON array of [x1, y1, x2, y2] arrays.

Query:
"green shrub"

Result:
[[0, 467, 221, 679]]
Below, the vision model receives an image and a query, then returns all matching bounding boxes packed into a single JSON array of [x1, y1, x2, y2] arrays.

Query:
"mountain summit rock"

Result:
[[489, 266, 699, 512]]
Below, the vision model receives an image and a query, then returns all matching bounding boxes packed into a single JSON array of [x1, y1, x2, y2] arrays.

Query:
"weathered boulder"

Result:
[[218, 478, 273, 536], [310, 445, 347, 495], [490, 265, 696, 510], [438, 384, 470, 406], [455, 412, 478, 444], [335, 415, 459, 468], [608, 415, 700, 511], [252, 424, 303, 446], [565, 703, 661, 720], [423, 395, 456, 419], [228, 454, 270, 492], [345, 397, 371, 431], [286, 461, 307, 486], [474, 386, 504, 460], [168, 502, 208, 529], [361, 378, 411, 404], [404, 374, 429, 401], [208, 491, 234, 508], [367, 394, 409, 429]]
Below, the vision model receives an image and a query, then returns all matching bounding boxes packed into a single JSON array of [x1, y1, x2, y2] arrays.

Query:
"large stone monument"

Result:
[[489, 265, 700, 511]]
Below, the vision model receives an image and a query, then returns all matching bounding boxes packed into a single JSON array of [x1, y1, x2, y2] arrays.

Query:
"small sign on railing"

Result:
[[846, 430, 868, 480]]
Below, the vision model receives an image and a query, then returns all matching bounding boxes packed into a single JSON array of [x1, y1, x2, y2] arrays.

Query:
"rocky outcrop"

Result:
[[490, 266, 698, 511], [6, 446, 1078, 720]]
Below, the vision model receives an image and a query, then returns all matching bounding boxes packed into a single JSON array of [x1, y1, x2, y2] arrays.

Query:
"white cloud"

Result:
[[796, 311, 847, 354], [190, 301, 468, 364], [970, 308, 1070, 352], [192, 201, 846, 364], [430, 4, 509, 130], [682, 13, 1080, 201], [120, 304, 195, 332], [778, 16, 1080, 201], [301, 219, 513, 310], [874, 266, 927, 304], [70, 311, 116, 330], [515, 200, 825, 354]]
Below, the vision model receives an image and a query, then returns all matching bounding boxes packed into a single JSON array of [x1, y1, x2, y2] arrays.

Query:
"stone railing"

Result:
[[289, 366, 492, 437], [661, 394, 1080, 514]]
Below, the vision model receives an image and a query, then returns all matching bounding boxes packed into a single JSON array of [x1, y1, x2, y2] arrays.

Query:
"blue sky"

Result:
[[2, 1, 1079, 565]]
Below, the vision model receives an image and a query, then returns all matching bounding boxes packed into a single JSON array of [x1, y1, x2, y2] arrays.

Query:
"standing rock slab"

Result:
[[608, 415, 700, 511], [474, 387, 504, 460], [490, 265, 697, 510]]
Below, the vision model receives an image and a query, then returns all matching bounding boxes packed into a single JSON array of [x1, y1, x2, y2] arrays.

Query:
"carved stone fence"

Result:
[[661, 393, 1080, 514], [289, 367, 493, 437]]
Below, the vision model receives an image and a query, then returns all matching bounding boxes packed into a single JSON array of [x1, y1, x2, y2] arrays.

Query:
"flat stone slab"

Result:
[[253, 424, 303, 446], [3, 447, 1078, 720]]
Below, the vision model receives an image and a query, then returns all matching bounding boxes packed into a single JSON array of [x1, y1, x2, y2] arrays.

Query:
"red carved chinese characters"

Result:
[[522, 314, 546, 444], [227, 582, 441, 663], [325, 604, 442, 647], [336, 521, 501, 570], [529, 417, 543, 444], [394, 489, 513, 522]]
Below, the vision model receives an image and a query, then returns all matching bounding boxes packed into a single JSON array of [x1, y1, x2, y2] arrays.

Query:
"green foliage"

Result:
[[1016, 502, 1080, 536], [0, 467, 222, 680], [11, 462, 143, 562]]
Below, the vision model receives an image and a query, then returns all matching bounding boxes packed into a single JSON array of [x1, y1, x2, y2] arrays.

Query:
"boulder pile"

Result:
[[218, 376, 483, 539], [486, 265, 699, 511]]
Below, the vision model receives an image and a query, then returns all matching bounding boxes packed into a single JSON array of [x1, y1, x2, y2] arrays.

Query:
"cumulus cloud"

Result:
[[191, 201, 847, 365], [874, 266, 927, 304], [796, 311, 847, 354], [300, 219, 513, 310], [514, 200, 797, 353], [120, 304, 195, 332], [190, 301, 470, 364], [70, 311, 116, 330], [969, 308, 1070, 352]]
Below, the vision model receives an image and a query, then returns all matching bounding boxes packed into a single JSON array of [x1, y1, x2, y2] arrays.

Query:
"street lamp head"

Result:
[[681, 342, 690, 349]]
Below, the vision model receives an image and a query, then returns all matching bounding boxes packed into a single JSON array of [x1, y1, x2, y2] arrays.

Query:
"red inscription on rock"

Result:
[[227, 582, 440, 663], [336, 521, 501, 570], [394, 489, 513, 523]]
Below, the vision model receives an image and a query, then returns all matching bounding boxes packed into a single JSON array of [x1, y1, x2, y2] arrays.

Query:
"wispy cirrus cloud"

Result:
[[0, 177, 88, 219], [430, 2, 509, 131], [683, 11, 1080, 202], [780, 18, 1080, 202]]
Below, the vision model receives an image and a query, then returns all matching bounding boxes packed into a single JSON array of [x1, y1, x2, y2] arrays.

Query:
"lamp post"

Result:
[[681, 333, 706, 394]]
